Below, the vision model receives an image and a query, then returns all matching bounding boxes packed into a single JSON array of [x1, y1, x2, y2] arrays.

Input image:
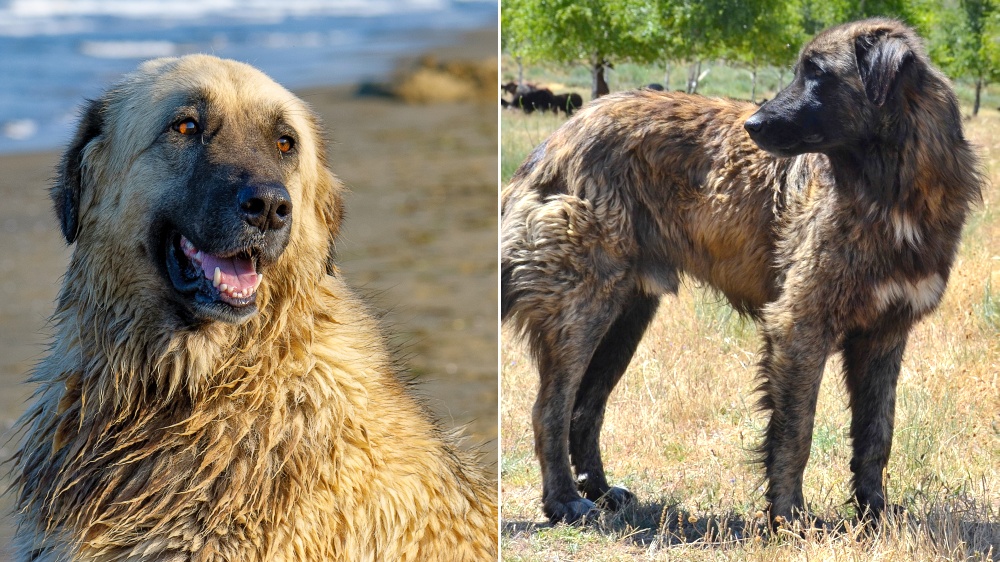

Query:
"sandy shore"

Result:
[[0, 28, 497, 556]]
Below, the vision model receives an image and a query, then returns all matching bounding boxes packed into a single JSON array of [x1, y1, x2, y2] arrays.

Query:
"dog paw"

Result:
[[594, 486, 635, 512], [545, 498, 599, 524], [765, 504, 823, 532], [858, 502, 908, 524]]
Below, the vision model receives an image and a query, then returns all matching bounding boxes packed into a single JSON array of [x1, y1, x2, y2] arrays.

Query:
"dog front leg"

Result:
[[841, 318, 910, 520], [757, 314, 832, 524]]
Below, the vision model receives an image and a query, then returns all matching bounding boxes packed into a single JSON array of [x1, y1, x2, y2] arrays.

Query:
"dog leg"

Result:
[[569, 292, 659, 511], [842, 318, 909, 520], [533, 355, 597, 524], [758, 310, 832, 524], [533, 300, 624, 524]]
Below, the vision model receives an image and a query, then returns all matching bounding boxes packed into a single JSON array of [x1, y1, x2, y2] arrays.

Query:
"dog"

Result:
[[12, 55, 497, 561], [501, 18, 982, 524]]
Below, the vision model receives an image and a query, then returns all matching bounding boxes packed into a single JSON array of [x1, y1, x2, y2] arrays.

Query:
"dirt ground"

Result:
[[0, 29, 498, 557]]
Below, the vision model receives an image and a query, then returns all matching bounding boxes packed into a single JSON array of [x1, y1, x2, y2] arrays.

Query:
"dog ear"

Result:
[[318, 169, 345, 276], [854, 32, 913, 107], [52, 98, 105, 244]]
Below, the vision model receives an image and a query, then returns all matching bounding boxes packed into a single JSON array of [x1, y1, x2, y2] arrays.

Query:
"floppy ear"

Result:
[[318, 169, 346, 276], [854, 32, 913, 107], [52, 98, 105, 244]]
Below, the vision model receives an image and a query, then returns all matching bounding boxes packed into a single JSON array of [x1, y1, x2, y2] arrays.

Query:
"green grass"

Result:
[[979, 278, 1000, 331]]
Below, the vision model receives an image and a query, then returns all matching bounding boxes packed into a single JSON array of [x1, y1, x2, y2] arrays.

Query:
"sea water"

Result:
[[0, 0, 496, 153]]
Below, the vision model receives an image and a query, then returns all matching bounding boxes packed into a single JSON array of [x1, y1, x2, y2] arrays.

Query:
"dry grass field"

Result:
[[499, 105, 1000, 560]]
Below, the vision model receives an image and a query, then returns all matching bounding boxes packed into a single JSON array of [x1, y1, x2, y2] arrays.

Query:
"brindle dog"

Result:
[[501, 19, 981, 524]]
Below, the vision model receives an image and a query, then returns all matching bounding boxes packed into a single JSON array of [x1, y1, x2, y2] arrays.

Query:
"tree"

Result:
[[657, 0, 717, 93], [698, 0, 804, 101], [502, 0, 664, 99], [918, 0, 1000, 116], [797, 0, 914, 34], [959, 0, 1000, 115]]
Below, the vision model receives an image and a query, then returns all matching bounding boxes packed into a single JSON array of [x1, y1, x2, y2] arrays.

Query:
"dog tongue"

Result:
[[200, 253, 258, 292]]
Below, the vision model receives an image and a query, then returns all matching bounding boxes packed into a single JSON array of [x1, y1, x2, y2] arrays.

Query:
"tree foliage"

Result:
[[502, 0, 1000, 108], [691, 0, 803, 68], [915, 0, 1000, 114], [502, 0, 664, 98]]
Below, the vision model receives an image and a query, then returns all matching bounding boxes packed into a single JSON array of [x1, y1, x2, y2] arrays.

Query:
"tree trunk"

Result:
[[516, 56, 524, 88], [591, 55, 610, 99], [751, 67, 758, 103], [687, 61, 702, 94], [974, 75, 983, 116], [664, 61, 671, 90]]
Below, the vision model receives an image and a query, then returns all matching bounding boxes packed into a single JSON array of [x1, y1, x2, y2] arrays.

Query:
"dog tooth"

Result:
[[213, 267, 221, 288], [220, 283, 228, 292]]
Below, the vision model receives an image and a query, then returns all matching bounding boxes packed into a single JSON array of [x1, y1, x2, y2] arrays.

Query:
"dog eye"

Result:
[[277, 136, 295, 153], [172, 118, 200, 136], [804, 61, 825, 79]]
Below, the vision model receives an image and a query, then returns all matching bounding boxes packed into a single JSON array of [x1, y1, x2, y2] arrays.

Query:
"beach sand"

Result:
[[0, 28, 497, 556]]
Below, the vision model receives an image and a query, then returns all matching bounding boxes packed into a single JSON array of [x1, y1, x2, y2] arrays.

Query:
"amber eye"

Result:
[[173, 118, 200, 136], [277, 136, 295, 153]]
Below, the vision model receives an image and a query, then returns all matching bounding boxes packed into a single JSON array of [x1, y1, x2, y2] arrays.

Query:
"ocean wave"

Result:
[[80, 40, 178, 59], [2, 119, 38, 141], [0, 0, 450, 24]]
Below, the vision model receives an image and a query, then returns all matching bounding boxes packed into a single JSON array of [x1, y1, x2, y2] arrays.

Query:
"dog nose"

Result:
[[238, 183, 292, 232], [744, 114, 765, 135]]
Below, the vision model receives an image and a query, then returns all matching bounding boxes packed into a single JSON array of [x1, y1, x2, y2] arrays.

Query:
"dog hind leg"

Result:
[[532, 294, 631, 524], [569, 291, 660, 511]]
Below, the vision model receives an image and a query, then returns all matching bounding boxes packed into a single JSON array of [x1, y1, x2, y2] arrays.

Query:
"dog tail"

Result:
[[500, 260, 514, 322], [500, 142, 547, 324], [500, 133, 633, 332], [499, 189, 529, 324], [501, 185, 629, 331]]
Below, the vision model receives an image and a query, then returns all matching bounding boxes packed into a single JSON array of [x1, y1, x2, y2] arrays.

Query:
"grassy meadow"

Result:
[[500, 59, 1000, 561]]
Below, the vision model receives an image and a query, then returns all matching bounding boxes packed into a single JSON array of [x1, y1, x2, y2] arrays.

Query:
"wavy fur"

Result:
[[501, 19, 982, 524], [13, 55, 497, 561]]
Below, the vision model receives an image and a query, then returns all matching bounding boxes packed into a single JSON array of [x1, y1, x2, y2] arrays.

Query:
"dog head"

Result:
[[744, 19, 923, 157], [52, 55, 344, 326]]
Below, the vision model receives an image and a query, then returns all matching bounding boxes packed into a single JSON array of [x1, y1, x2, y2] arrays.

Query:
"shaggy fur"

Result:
[[12, 55, 497, 561], [501, 19, 982, 524]]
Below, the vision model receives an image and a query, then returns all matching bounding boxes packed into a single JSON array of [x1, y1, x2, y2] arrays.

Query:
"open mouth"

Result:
[[165, 232, 263, 322]]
